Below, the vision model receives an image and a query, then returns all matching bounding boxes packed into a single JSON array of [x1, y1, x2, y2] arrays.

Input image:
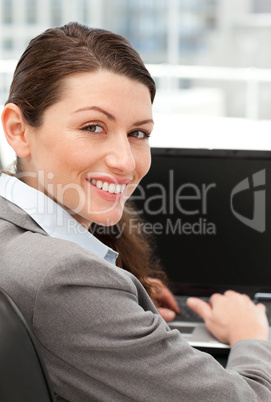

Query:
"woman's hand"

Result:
[[147, 278, 180, 322], [187, 290, 269, 346]]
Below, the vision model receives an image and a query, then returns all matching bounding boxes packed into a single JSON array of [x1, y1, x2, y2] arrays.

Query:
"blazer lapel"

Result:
[[0, 196, 47, 235]]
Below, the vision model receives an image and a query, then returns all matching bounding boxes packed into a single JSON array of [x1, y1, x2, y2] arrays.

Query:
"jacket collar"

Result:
[[0, 195, 47, 235]]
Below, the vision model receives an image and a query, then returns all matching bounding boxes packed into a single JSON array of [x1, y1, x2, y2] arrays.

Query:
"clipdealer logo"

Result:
[[130, 169, 267, 237], [230, 169, 266, 233]]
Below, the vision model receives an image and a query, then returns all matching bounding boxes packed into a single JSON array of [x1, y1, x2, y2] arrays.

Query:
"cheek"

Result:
[[52, 145, 85, 175], [125, 147, 151, 199], [137, 146, 151, 180]]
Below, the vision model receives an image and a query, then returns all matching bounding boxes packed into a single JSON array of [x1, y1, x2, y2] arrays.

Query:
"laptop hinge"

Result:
[[254, 293, 271, 301]]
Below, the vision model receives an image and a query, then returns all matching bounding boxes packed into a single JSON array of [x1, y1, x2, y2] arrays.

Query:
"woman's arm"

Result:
[[33, 252, 271, 401]]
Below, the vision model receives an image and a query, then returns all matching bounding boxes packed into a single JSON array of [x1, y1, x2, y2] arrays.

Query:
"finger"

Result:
[[157, 307, 176, 322], [224, 290, 238, 297], [223, 290, 250, 301], [209, 292, 223, 307], [256, 302, 266, 312], [241, 293, 251, 302], [186, 297, 212, 321], [154, 287, 180, 314]]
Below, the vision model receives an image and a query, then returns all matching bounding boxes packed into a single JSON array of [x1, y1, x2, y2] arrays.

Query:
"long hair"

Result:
[[6, 22, 166, 298], [91, 202, 166, 297]]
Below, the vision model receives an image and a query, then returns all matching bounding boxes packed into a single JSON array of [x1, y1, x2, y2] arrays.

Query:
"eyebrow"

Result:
[[73, 106, 116, 121], [73, 105, 154, 126]]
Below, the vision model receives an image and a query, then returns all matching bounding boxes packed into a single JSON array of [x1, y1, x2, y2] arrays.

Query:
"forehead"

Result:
[[47, 70, 153, 125], [60, 70, 151, 103]]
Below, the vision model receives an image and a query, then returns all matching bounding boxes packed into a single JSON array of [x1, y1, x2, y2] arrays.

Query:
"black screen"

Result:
[[131, 148, 271, 296]]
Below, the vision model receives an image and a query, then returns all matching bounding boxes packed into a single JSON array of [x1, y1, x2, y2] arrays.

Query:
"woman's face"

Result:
[[24, 71, 153, 228]]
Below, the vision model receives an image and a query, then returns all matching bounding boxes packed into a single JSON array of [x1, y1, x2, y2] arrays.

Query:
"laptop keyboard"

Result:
[[174, 296, 271, 324], [174, 296, 205, 323]]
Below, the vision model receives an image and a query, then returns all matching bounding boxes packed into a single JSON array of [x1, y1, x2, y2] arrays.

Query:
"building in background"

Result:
[[0, 0, 218, 63], [1, 0, 271, 66], [0, 0, 221, 113], [254, 0, 271, 13]]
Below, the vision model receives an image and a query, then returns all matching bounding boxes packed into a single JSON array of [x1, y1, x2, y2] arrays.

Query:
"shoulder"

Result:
[[2, 224, 137, 291], [0, 204, 132, 288], [0, 216, 141, 323], [38, 235, 138, 295]]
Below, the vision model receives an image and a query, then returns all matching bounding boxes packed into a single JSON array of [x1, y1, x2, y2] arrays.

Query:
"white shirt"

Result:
[[0, 173, 118, 265]]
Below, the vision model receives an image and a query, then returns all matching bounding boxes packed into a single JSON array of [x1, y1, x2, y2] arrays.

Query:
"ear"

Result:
[[1, 103, 31, 158]]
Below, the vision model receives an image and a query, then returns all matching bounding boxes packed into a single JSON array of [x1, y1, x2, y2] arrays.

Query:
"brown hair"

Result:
[[91, 202, 166, 297], [6, 22, 165, 298], [6, 22, 155, 126]]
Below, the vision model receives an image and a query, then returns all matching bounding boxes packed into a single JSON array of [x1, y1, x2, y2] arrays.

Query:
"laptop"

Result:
[[131, 147, 271, 350]]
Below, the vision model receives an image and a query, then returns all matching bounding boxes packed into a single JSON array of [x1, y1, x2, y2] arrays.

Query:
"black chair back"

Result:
[[0, 287, 56, 402]]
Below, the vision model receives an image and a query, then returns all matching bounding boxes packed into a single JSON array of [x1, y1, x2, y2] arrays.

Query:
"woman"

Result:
[[0, 22, 270, 401]]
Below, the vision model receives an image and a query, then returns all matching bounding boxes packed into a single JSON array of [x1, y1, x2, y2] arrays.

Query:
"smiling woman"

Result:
[[0, 22, 271, 402], [1, 22, 164, 305], [3, 71, 153, 227]]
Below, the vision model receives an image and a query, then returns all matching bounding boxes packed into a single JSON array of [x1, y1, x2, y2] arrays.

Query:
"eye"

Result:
[[128, 130, 150, 140], [81, 124, 104, 133]]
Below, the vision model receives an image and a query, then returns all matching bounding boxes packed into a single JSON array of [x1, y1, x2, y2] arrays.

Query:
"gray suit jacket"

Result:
[[1, 195, 271, 401]]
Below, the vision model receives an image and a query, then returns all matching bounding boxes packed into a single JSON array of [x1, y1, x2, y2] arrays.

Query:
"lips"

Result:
[[87, 178, 127, 195]]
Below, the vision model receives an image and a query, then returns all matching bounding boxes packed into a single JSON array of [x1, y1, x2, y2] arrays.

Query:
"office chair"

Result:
[[0, 287, 56, 402]]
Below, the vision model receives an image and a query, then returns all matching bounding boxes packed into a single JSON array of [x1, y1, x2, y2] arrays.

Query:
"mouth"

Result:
[[86, 178, 127, 195]]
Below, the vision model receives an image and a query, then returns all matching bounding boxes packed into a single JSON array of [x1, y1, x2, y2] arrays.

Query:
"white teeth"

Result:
[[90, 179, 126, 194], [102, 182, 109, 192], [108, 183, 115, 193]]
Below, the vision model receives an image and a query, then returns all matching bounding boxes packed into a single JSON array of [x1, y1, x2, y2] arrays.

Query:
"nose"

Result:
[[105, 134, 136, 173]]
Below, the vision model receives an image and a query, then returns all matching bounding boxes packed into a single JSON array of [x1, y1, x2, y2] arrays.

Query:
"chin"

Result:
[[82, 208, 124, 228], [94, 214, 123, 228]]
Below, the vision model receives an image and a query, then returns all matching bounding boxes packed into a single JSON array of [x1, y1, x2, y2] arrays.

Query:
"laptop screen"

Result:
[[131, 148, 271, 297]]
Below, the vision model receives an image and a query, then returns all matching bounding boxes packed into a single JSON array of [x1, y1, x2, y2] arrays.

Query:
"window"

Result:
[[2, 38, 13, 50], [2, 0, 13, 24], [26, 0, 38, 24], [51, 0, 62, 26], [254, 0, 271, 13]]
